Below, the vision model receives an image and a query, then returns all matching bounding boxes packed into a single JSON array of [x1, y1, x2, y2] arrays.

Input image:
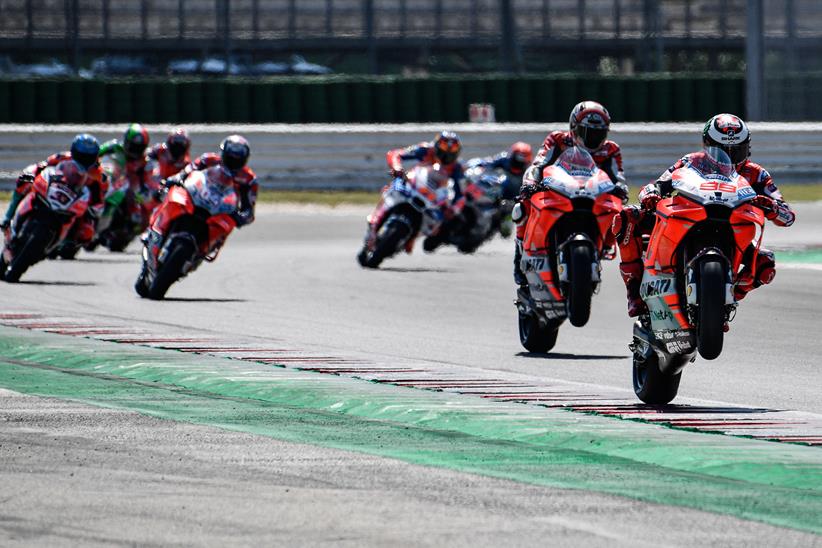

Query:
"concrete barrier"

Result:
[[0, 123, 819, 192]]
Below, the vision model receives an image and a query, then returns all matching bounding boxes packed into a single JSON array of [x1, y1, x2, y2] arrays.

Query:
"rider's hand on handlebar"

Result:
[[390, 168, 407, 181], [751, 195, 778, 219], [16, 172, 34, 186]]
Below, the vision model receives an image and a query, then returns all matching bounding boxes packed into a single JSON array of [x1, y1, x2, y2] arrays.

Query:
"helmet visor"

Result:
[[168, 140, 188, 159], [73, 151, 98, 170], [576, 126, 608, 150], [722, 143, 749, 165], [125, 139, 147, 159]]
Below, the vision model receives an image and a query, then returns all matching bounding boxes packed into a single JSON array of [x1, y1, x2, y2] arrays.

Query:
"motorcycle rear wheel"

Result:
[[697, 260, 726, 360], [147, 239, 196, 300], [364, 220, 411, 269], [518, 312, 560, 353], [4, 220, 53, 283], [632, 350, 681, 404], [567, 244, 593, 327]]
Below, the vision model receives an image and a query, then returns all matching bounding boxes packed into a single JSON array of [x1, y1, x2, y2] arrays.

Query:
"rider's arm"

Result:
[[233, 172, 258, 228], [385, 143, 428, 174], [523, 132, 564, 186], [751, 167, 795, 227]]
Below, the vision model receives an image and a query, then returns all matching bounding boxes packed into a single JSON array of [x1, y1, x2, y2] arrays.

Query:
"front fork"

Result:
[[684, 249, 737, 326]]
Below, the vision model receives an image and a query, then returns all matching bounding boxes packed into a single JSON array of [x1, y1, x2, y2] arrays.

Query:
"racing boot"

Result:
[[734, 249, 776, 301], [620, 259, 648, 317], [513, 237, 527, 287]]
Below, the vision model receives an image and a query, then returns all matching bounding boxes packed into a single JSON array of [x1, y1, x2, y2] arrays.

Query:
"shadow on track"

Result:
[[379, 267, 452, 273], [162, 297, 247, 303], [18, 280, 97, 286], [516, 351, 628, 360], [75, 257, 137, 264]]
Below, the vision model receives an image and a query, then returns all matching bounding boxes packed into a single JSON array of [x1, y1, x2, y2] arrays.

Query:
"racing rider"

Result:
[[169, 135, 257, 227], [613, 113, 795, 318], [512, 101, 628, 286], [386, 131, 466, 250], [465, 141, 534, 198], [99, 123, 152, 188], [1, 134, 107, 246], [146, 128, 191, 179]]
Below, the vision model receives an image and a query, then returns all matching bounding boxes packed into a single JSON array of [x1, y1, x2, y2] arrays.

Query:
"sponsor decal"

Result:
[[642, 278, 672, 297]]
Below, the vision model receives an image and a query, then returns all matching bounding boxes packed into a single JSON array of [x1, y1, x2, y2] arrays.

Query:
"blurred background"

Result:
[[0, 0, 819, 122]]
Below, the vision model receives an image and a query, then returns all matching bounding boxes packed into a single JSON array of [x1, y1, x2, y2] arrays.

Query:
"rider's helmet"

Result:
[[123, 123, 150, 161], [507, 141, 533, 175], [433, 131, 462, 165], [569, 101, 611, 151], [70, 133, 100, 170], [166, 128, 191, 160], [702, 113, 750, 167], [220, 135, 251, 175]]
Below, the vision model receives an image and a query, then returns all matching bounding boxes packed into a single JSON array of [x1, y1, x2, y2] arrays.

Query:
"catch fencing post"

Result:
[[746, 0, 764, 120]]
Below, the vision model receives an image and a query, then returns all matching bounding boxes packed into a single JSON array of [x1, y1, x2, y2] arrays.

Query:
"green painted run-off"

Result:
[[0, 327, 819, 534]]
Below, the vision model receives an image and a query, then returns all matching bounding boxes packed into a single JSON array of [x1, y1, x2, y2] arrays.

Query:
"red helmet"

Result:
[[166, 128, 191, 160], [569, 101, 611, 151], [434, 131, 461, 165], [508, 141, 533, 175], [702, 113, 750, 166]]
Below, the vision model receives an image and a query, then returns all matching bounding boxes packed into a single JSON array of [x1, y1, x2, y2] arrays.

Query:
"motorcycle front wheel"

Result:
[[363, 219, 411, 269], [566, 244, 593, 327], [697, 259, 726, 360], [146, 238, 196, 300], [4, 220, 54, 283]]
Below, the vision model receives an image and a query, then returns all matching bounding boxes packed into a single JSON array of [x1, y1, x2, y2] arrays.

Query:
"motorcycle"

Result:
[[134, 167, 238, 300], [357, 163, 452, 268], [93, 157, 159, 252], [630, 147, 767, 404], [515, 146, 624, 352], [426, 166, 517, 254], [1, 164, 90, 282]]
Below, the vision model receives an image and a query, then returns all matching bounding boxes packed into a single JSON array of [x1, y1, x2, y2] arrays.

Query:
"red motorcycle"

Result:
[[515, 147, 624, 352], [135, 167, 238, 300], [1, 162, 90, 282], [631, 147, 767, 404]]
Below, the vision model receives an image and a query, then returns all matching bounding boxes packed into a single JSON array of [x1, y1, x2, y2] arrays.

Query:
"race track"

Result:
[[1, 201, 821, 545]]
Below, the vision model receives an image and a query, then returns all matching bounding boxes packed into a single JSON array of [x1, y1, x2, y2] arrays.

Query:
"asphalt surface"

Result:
[[1, 201, 821, 545]]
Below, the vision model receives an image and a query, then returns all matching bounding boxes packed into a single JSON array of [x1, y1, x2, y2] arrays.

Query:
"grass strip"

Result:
[[0, 327, 820, 534]]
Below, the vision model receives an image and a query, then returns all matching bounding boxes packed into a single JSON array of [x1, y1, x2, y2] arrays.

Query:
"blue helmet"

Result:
[[70, 133, 100, 170]]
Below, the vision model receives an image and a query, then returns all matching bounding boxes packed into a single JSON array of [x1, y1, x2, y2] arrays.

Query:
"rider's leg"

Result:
[[735, 247, 776, 301], [613, 206, 649, 317], [512, 200, 530, 286]]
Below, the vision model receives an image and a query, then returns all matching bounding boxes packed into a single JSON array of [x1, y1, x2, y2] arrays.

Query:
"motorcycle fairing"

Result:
[[640, 270, 689, 331], [521, 190, 573, 255]]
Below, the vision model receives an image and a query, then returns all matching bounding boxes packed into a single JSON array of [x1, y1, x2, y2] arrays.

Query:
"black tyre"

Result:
[[566, 244, 593, 327], [518, 312, 560, 353], [147, 238, 196, 300], [4, 220, 53, 283], [0, 253, 7, 281], [134, 263, 150, 298], [57, 244, 79, 260], [633, 350, 682, 404], [364, 220, 411, 269], [697, 260, 726, 360]]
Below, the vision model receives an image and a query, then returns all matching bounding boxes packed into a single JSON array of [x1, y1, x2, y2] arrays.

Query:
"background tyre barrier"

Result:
[[0, 74, 747, 125]]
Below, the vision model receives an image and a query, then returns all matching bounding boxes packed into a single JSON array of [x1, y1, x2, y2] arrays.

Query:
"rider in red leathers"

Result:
[[613, 113, 795, 318], [169, 135, 258, 227], [513, 101, 628, 285], [2, 134, 107, 248], [146, 128, 191, 180]]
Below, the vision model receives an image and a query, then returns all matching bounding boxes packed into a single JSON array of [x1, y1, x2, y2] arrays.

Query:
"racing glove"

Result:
[[639, 184, 662, 211], [751, 195, 778, 220], [390, 168, 406, 181], [16, 172, 35, 188], [612, 182, 629, 203]]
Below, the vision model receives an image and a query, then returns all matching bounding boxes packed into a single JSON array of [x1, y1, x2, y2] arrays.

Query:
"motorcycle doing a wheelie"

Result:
[[427, 166, 518, 254], [514, 147, 624, 352], [1, 162, 91, 282], [135, 167, 239, 300], [357, 163, 453, 268], [630, 147, 769, 404]]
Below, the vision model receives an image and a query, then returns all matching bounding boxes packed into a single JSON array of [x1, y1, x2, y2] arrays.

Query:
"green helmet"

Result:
[[123, 123, 149, 160]]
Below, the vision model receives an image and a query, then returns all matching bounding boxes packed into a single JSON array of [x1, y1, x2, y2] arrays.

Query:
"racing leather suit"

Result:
[[176, 152, 258, 227], [2, 152, 108, 245], [465, 152, 525, 200], [512, 130, 628, 285], [614, 153, 795, 316]]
